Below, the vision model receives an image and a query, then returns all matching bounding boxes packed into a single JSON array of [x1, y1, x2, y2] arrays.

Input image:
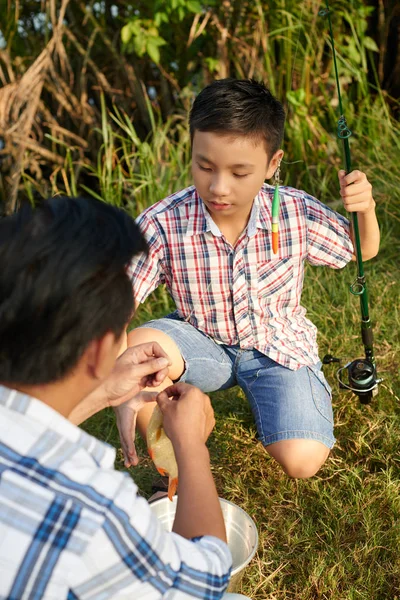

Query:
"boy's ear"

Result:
[[84, 331, 122, 382], [265, 149, 284, 180]]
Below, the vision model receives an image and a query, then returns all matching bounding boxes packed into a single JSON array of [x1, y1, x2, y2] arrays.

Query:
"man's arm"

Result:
[[157, 383, 227, 542], [74, 478, 231, 599], [69, 383, 231, 600], [339, 169, 380, 261]]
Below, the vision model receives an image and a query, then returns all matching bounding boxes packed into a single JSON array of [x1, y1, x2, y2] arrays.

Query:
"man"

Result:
[[0, 196, 233, 599]]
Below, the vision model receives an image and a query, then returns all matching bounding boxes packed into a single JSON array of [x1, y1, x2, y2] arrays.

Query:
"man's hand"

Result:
[[339, 170, 375, 215], [105, 342, 171, 407], [156, 383, 215, 455]]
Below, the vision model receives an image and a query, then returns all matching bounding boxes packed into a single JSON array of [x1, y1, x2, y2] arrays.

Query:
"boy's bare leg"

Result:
[[126, 329, 330, 479], [127, 327, 185, 439], [266, 439, 330, 479]]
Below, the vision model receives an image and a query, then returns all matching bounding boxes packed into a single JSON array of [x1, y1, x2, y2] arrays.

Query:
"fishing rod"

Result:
[[319, 0, 381, 404]]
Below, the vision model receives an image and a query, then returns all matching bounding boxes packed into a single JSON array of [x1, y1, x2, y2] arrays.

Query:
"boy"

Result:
[[0, 196, 233, 598], [118, 79, 380, 478]]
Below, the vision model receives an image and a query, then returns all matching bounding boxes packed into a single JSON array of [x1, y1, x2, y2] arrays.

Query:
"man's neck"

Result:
[[1, 375, 90, 419]]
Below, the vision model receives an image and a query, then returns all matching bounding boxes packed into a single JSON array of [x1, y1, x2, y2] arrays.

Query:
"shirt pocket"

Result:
[[257, 257, 294, 300]]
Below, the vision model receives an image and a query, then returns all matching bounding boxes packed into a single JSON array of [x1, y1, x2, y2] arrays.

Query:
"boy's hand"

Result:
[[114, 392, 158, 467], [339, 170, 375, 215]]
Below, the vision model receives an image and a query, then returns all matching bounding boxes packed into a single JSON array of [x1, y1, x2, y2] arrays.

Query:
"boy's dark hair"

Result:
[[189, 78, 286, 157], [0, 196, 147, 385]]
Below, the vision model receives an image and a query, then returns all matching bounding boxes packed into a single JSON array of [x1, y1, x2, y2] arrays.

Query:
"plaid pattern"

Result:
[[129, 184, 353, 370], [0, 386, 231, 599]]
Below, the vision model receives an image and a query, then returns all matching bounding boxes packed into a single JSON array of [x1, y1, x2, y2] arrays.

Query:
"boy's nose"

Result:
[[209, 175, 230, 197]]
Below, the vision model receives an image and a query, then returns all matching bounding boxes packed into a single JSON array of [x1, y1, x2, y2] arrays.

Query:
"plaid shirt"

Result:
[[129, 184, 353, 370], [0, 385, 231, 599]]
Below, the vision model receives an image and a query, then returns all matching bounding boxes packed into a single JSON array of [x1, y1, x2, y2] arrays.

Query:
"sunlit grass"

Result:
[[25, 30, 400, 596], [83, 192, 400, 598]]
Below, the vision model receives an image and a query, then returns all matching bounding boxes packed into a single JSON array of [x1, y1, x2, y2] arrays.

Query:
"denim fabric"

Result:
[[139, 313, 335, 449]]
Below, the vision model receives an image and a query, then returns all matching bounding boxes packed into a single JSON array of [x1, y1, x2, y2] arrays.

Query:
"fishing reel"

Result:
[[322, 354, 382, 404]]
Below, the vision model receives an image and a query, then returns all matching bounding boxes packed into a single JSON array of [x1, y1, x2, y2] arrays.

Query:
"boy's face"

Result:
[[192, 131, 283, 222]]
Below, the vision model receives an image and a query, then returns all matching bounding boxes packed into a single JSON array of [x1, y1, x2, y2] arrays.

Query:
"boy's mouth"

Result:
[[209, 201, 231, 211]]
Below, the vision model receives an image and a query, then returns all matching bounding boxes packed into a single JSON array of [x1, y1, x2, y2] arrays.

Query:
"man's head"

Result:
[[189, 79, 285, 222], [0, 196, 147, 388]]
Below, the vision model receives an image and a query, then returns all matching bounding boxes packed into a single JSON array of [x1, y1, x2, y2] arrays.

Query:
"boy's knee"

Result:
[[127, 326, 185, 381], [265, 439, 330, 479], [281, 458, 326, 479]]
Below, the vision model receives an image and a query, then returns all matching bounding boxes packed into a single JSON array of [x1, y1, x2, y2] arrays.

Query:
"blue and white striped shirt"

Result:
[[0, 385, 232, 599]]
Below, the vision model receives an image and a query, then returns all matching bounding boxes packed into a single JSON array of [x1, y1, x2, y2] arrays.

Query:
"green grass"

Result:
[[31, 51, 400, 598], [82, 194, 400, 598], [11, 1, 400, 593]]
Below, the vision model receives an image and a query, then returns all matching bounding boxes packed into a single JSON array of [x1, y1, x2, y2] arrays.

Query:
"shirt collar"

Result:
[[248, 185, 272, 237], [0, 384, 114, 467], [186, 189, 222, 237], [185, 185, 273, 238]]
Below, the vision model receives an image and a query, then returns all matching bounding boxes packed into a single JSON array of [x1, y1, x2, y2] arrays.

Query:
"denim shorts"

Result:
[[139, 313, 335, 449]]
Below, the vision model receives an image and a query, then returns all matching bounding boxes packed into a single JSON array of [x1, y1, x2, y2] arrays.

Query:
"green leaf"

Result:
[[187, 0, 202, 13], [204, 57, 220, 74], [121, 23, 132, 45], [152, 37, 167, 47], [154, 11, 168, 26], [147, 41, 161, 63], [286, 88, 306, 107], [134, 35, 146, 57], [346, 38, 361, 65], [363, 36, 379, 53]]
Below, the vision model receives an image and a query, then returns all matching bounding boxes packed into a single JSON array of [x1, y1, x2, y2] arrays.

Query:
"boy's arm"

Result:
[[128, 214, 166, 307], [339, 170, 380, 261]]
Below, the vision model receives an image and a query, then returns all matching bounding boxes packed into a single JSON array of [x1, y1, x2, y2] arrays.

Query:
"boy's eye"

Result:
[[233, 173, 249, 178], [198, 164, 212, 172]]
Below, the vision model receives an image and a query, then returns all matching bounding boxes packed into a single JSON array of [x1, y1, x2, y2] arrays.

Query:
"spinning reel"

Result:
[[322, 276, 382, 405], [322, 353, 381, 405]]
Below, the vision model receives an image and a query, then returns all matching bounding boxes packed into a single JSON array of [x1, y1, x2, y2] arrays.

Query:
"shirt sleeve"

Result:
[[70, 478, 232, 599], [303, 191, 354, 268], [127, 212, 166, 305]]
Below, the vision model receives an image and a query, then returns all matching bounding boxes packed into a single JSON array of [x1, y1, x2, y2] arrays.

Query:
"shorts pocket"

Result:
[[307, 366, 333, 424]]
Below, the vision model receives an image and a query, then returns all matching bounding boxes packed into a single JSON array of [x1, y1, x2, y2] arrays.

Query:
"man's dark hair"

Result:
[[189, 78, 286, 157], [0, 196, 147, 385]]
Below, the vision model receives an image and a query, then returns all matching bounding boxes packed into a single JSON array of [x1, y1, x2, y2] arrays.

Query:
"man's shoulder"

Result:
[[137, 185, 197, 223], [0, 392, 137, 513]]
